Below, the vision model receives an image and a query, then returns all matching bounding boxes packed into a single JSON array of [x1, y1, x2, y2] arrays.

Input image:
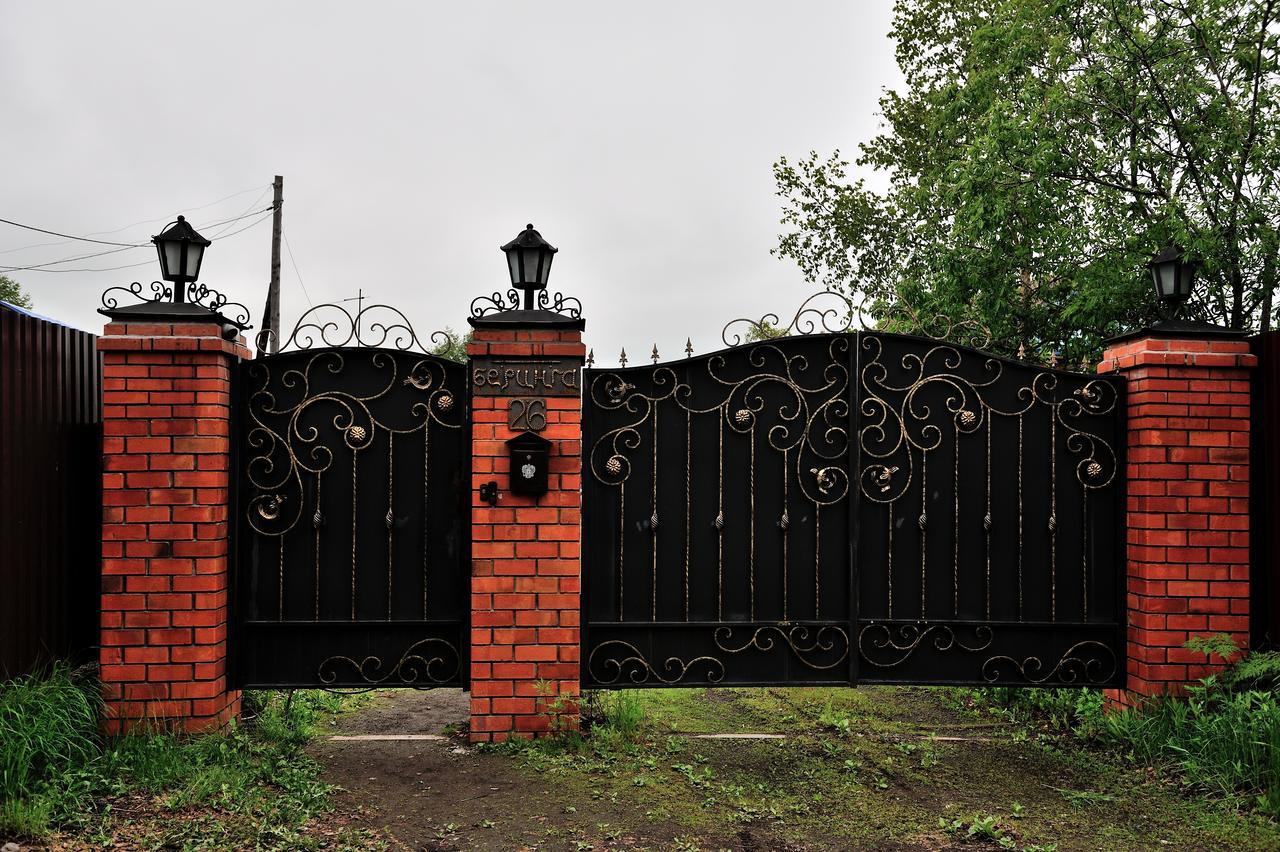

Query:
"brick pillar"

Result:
[[467, 325, 585, 742], [1099, 331, 1254, 706], [99, 318, 245, 733]]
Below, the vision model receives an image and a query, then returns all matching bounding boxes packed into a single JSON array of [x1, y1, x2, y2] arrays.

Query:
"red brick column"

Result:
[[1099, 332, 1254, 706], [467, 327, 584, 742], [98, 319, 246, 733]]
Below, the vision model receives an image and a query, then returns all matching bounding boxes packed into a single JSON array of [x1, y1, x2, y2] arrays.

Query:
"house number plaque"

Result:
[[470, 357, 580, 397], [508, 399, 547, 432]]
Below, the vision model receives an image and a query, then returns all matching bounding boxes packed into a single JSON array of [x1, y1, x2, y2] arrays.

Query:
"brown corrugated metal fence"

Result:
[[0, 302, 101, 677]]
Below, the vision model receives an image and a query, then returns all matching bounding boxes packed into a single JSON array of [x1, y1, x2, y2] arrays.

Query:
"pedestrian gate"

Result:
[[235, 306, 468, 689]]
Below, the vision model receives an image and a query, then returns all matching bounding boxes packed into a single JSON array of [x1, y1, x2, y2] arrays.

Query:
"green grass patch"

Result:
[[0, 666, 379, 849], [958, 639, 1280, 820]]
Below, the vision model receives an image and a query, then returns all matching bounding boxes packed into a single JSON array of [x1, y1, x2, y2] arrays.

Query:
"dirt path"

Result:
[[310, 687, 1280, 851]]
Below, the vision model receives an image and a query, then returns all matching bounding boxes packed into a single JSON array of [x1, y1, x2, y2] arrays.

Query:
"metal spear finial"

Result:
[[586, 348, 594, 368], [1016, 342, 1026, 360], [651, 344, 659, 364], [619, 347, 627, 368], [685, 337, 694, 358]]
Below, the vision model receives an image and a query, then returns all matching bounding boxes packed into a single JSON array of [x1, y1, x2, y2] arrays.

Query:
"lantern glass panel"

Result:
[[538, 251, 553, 285], [521, 247, 542, 285], [183, 243, 203, 279], [162, 241, 184, 281], [1155, 262, 1177, 299], [507, 251, 521, 287]]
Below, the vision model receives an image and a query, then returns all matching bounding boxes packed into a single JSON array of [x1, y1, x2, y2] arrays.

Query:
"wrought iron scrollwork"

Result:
[[256, 302, 456, 354], [587, 640, 725, 685], [981, 641, 1117, 685], [317, 637, 461, 686], [469, 288, 583, 319], [858, 335, 1118, 502], [100, 280, 252, 328], [244, 349, 463, 539], [721, 290, 855, 347], [857, 622, 995, 668], [588, 336, 851, 505], [714, 624, 849, 669]]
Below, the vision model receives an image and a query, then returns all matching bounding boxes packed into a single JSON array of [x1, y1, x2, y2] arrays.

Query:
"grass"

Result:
[[960, 639, 1280, 820], [0, 666, 380, 849], [474, 685, 1280, 849]]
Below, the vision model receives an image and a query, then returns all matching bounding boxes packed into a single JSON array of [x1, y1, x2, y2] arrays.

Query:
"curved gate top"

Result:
[[235, 305, 468, 689], [581, 322, 1125, 688]]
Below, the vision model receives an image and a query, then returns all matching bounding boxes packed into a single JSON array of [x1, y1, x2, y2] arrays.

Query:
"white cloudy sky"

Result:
[[0, 1, 900, 360]]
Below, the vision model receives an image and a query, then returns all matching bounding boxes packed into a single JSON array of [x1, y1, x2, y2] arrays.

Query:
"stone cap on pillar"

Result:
[[467, 308, 585, 331], [1103, 319, 1249, 347]]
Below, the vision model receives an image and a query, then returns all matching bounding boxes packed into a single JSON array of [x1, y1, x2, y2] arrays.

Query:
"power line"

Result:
[[0, 244, 137, 272], [282, 228, 315, 308], [0, 217, 145, 247], [2, 209, 274, 274], [0, 184, 268, 255], [0, 205, 276, 273]]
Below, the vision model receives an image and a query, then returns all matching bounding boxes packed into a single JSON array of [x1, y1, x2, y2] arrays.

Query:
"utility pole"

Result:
[[267, 175, 283, 353]]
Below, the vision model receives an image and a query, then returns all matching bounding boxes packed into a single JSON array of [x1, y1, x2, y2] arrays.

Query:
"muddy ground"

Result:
[[310, 687, 1280, 851]]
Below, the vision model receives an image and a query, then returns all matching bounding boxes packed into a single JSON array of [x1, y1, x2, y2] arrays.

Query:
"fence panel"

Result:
[[0, 303, 101, 677]]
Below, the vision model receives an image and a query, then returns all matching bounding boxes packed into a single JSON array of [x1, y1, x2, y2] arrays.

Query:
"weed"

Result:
[[0, 671, 372, 846]]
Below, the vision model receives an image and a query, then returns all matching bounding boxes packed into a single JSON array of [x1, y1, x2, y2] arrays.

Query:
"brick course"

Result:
[[98, 320, 246, 733], [1098, 334, 1254, 706], [467, 327, 584, 742]]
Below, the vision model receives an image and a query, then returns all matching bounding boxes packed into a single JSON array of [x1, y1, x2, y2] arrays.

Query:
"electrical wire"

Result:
[[0, 184, 268, 255], [1, 209, 274, 273], [0, 205, 276, 273], [207, 188, 272, 239], [282, 228, 316, 308], [0, 218, 145, 247]]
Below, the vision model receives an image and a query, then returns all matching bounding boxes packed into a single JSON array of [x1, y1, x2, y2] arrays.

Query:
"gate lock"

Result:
[[507, 430, 551, 497]]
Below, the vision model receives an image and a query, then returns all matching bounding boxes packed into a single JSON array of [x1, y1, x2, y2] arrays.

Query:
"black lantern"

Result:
[[501, 224, 558, 309], [1149, 244, 1195, 317], [152, 215, 211, 303]]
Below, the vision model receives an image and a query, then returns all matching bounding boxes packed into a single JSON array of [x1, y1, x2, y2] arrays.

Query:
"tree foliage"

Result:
[[0, 274, 33, 309], [775, 0, 1280, 361]]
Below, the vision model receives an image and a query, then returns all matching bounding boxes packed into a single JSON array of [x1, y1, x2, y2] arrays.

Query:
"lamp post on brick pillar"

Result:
[[1099, 247, 1255, 708], [96, 219, 252, 733], [466, 224, 586, 742]]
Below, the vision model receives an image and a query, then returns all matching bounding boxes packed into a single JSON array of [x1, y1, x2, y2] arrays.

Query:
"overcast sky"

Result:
[[0, 1, 900, 360]]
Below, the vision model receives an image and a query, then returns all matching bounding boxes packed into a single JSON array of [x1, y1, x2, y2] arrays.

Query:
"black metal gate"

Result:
[[235, 306, 468, 689], [582, 327, 1125, 687]]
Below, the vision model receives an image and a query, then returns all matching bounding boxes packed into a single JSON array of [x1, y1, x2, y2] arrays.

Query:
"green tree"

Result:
[[0, 274, 32, 309], [775, 0, 1280, 361], [430, 326, 472, 363]]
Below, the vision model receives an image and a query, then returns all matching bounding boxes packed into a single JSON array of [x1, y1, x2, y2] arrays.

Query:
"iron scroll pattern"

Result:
[[243, 349, 462, 544], [469, 288, 583, 319], [317, 637, 461, 689], [585, 335, 852, 626], [586, 625, 850, 685], [255, 302, 458, 354], [581, 333, 855, 687], [236, 340, 469, 689], [100, 280, 253, 328], [855, 332, 1124, 686]]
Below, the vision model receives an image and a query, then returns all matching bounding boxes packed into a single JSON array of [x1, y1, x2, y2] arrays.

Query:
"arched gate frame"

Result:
[[581, 328, 1126, 688]]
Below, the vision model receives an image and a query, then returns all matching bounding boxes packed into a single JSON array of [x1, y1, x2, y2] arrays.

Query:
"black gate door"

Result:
[[235, 307, 468, 689], [854, 332, 1125, 685], [582, 335, 857, 686], [582, 327, 1125, 688]]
